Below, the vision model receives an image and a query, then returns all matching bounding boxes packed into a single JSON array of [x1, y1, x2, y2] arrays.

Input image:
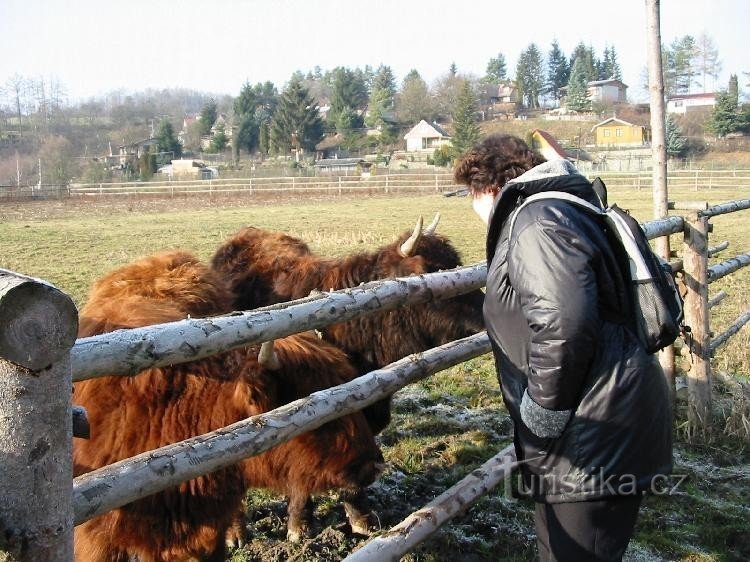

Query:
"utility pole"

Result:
[[646, 0, 675, 391]]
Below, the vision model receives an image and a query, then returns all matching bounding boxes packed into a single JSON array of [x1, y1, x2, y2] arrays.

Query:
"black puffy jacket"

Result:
[[484, 160, 672, 503]]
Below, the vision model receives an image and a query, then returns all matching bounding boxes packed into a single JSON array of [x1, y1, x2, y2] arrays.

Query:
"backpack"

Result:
[[508, 178, 684, 354]]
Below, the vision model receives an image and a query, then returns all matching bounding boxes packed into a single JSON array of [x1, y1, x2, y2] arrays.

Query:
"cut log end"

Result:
[[0, 273, 79, 371]]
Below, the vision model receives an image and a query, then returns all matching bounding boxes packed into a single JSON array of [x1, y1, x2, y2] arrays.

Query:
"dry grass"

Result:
[[2, 187, 750, 561]]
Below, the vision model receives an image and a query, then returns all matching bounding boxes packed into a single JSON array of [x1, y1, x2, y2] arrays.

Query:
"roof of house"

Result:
[[667, 92, 717, 101], [590, 117, 639, 132], [315, 133, 344, 151], [587, 79, 628, 88], [403, 119, 451, 140], [314, 158, 367, 168], [531, 129, 568, 158]]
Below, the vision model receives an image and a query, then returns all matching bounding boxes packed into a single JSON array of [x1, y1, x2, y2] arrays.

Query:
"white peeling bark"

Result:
[[0, 271, 77, 561], [342, 444, 517, 562], [71, 264, 488, 381], [707, 253, 750, 284], [72, 333, 492, 525]]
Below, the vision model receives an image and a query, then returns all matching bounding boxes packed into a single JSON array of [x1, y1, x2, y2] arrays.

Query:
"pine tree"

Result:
[[565, 58, 590, 112], [516, 43, 544, 108], [728, 74, 739, 105], [665, 115, 686, 157], [208, 123, 228, 153], [485, 53, 507, 82], [570, 43, 597, 83], [546, 40, 569, 103], [707, 90, 741, 137], [601, 45, 622, 80], [669, 35, 697, 94], [451, 81, 481, 156], [329, 67, 367, 131], [199, 98, 217, 136], [155, 120, 181, 158], [372, 65, 396, 100], [269, 81, 324, 156]]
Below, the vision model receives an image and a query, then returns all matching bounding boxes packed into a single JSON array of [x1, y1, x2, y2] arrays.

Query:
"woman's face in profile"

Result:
[[471, 191, 496, 226]]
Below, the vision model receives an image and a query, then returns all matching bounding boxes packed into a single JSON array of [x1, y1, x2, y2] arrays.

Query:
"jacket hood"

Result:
[[486, 159, 597, 263]]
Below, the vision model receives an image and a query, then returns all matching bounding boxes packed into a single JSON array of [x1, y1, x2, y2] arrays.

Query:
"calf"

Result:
[[73, 251, 383, 561]]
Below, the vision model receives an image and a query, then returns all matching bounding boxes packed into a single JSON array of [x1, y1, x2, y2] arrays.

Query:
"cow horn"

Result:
[[398, 215, 424, 257], [258, 341, 281, 370], [423, 212, 440, 235]]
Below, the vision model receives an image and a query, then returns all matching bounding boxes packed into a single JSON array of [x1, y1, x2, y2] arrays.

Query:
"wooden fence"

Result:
[[65, 169, 750, 198], [0, 200, 749, 560]]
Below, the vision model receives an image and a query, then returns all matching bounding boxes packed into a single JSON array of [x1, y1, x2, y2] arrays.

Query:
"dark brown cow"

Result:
[[211, 216, 486, 434], [73, 251, 383, 562]]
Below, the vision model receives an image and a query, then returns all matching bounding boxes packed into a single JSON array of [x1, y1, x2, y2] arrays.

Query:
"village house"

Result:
[[666, 92, 717, 114], [403, 120, 451, 152], [587, 79, 628, 104], [591, 116, 650, 147]]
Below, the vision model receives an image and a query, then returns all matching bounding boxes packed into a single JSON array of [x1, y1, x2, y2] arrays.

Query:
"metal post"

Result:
[[0, 270, 78, 561], [682, 212, 711, 438]]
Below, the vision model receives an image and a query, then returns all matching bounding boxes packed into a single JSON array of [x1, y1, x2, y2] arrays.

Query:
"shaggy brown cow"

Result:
[[73, 251, 383, 562], [210, 216, 486, 434]]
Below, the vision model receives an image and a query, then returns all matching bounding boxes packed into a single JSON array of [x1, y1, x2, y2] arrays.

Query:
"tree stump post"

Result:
[[681, 213, 711, 439], [0, 270, 78, 561]]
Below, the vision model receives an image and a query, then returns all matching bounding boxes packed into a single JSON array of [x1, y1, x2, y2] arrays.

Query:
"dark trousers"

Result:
[[534, 496, 642, 562]]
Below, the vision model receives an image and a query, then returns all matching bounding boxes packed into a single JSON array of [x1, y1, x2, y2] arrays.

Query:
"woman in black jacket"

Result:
[[455, 135, 672, 561]]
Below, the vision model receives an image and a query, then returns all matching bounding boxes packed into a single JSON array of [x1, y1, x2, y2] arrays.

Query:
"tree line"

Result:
[[0, 30, 744, 185]]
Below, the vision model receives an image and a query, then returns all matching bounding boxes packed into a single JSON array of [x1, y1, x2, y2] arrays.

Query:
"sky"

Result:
[[0, 0, 747, 104]]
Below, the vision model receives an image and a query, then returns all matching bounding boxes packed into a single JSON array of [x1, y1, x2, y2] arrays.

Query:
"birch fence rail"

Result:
[[0, 199, 748, 560]]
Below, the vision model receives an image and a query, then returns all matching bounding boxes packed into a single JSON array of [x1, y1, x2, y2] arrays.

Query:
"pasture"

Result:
[[1, 187, 749, 561]]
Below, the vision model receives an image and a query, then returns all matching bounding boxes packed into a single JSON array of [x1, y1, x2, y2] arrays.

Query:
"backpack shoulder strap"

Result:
[[507, 190, 603, 239]]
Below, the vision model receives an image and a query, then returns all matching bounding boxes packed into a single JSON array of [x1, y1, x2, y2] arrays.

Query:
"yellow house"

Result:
[[591, 117, 650, 147]]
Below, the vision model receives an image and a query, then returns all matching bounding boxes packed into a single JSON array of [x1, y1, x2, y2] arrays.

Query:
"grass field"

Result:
[[1, 188, 749, 561]]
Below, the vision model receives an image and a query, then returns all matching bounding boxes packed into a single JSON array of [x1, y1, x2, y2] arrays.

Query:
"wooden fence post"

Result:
[[681, 212, 711, 438], [0, 270, 78, 561]]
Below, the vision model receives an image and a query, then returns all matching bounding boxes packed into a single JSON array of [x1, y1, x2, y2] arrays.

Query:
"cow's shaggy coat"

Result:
[[73, 251, 382, 562], [211, 223, 486, 434]]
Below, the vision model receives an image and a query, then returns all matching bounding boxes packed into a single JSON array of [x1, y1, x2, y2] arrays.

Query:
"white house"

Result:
[[403, 120, 451, 152], [666, 93, 717, 114], [587, 79, 628, 104]]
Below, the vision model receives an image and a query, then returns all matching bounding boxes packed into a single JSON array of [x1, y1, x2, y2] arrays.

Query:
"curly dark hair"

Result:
[[454, 134, 546, 195]]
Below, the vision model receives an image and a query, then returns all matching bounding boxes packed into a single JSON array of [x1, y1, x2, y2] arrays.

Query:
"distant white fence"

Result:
[[64, 169, 750, 198]]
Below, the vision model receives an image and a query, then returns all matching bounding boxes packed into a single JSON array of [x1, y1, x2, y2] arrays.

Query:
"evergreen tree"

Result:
[[669, 35, 697, 94], [234, 81, 278, 154], [329, 67, 367, 131], [601, 45, 622, 80], [236, 114, 259, 153], [451, 81, 481, 156], [665, 115, 686, 157], [199, 98, 217, 136], [485, 53, 508, 82], [372, 65, 396, 99], [208, 123, 228, 153], [565, 58, 590, 111], [546, 40, 569, 103], [449, 62, 458, 77], [570, 43, 598, 83], [729, 74, 739, 105], [516, 43, 544, 109], [269, 81, 324, 156], [155, 120, 181, 158], [707, 90, 741, 137]]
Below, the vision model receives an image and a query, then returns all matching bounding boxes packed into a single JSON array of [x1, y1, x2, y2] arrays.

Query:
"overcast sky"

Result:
[[1, 0, 746, 103]]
